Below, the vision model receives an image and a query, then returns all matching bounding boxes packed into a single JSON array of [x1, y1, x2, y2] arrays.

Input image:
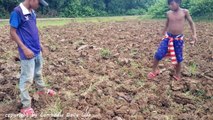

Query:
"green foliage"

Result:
[[0, 0, 157, 18], [61, 0, 82, 17], [0, 7, 8, 18], [189, 0, 213, 17], [0, 0, 19, 18], [187, 61, 198, 76], [0, 0, 212, 19], [100, 48, 111, 59], [147, 0, 168, 18], [126, 9, 146, 15], [181, 0, 191, 9], [147, 0, 213, 18]]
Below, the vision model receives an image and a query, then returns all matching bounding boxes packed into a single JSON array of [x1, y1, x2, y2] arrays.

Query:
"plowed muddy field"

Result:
[[0, 20, 212, 120]]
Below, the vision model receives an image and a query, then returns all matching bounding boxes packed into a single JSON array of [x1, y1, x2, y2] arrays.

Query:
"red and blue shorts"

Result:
[[154, 33, 184, 63]]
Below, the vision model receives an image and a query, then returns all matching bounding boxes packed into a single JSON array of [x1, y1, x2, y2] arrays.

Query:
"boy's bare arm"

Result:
[[162, 12, 169, 35], [10, 27, 34, 58], [185, 9, 197, 43]]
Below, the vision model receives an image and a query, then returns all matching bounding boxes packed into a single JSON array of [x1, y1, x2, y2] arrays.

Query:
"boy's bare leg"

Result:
[[174, 63, 181, 78], [152, 58, 160, 73]]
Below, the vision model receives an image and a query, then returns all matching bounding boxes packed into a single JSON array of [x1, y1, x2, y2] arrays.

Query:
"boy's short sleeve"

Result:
[[10, 11, 21, 29]]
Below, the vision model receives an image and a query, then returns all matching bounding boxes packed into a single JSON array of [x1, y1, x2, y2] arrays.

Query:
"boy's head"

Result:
[[26, 0, 48, 9], [168, 0, 181, 11]]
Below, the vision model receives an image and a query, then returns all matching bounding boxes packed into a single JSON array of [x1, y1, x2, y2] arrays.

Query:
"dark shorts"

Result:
[[154, 38, 184, 63]]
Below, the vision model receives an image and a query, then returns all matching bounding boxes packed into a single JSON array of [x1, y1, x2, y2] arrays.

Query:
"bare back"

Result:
[[167, 8, 187, 35]]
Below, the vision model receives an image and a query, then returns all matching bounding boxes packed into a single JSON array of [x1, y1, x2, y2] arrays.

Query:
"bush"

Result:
[[126, 9, 146, 15], [147, 0, 168, 18], [189, 0, 213, 17], [0, 8, 9, 18], [80, 6, 98, 17], [147, 0, 213, 18]]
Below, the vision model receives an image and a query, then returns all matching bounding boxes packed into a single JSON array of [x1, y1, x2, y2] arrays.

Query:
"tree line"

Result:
[[148, 0, 213, 18], [0, 0, 212, 19]]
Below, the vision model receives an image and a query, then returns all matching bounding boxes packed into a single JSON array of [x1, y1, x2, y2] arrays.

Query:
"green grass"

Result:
[[139, 14, 166, 21], [193, 16, 213, 22], [135, 79, 145, 88], [1, 15, 212, 29], [0, 19, 71, 28], [0, 16, 140, 28], [37, 16, 139, 28], [100, 48, 111, 59], [0, 21, 8, 27], [41, 97, 63, 115], [37, 19, 72, 28], [192, 89, 206, 97], [139, 15, 213, 22], [130, 61, 139, 68], [187, 61, 198, 76]]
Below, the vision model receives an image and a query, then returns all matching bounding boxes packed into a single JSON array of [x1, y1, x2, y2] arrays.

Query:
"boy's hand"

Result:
[[162, 31, 166, 35], [23, 48, 34, 59], [190, 35, 197, 46]]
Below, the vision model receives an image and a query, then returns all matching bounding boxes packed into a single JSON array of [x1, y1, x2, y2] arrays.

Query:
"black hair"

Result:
[[168, 0, 182, 5]]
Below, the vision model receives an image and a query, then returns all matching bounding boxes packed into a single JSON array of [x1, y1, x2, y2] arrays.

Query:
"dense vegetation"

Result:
[[0, 0, 212, 19], [148, 0, 213, 18]]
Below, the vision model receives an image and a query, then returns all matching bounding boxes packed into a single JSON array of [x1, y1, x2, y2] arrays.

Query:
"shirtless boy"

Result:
[[148, 0, 197, 80]]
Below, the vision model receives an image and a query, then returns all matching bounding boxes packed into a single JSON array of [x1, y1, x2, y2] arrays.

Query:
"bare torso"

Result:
[[167, 8, 187, 35]]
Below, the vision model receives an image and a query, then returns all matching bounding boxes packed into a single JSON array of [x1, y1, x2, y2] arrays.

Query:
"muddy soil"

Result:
[[0, 20, 212, 120]]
